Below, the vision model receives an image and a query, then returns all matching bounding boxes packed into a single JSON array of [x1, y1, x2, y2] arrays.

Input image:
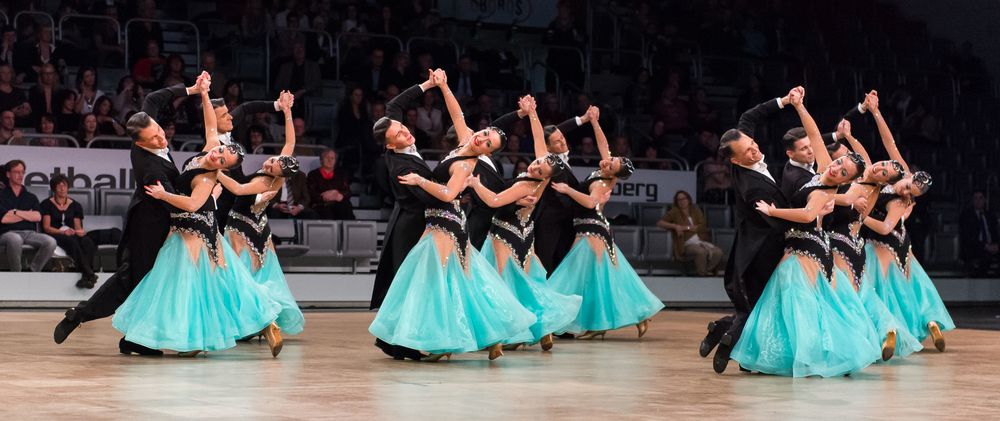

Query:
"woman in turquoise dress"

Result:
[[546, 106, 664, 339], [860, 97, 955, 352], [826, 92, 922, 361], [467, 95, 582, 351], [215, 90, 304, 336], [112, 75, 284, 357], [368, 69, 536, 361], [730, 88, 881, 377]]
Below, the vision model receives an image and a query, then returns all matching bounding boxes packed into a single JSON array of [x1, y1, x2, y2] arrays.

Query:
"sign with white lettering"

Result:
[[0, 145, 320, 190], [570, 167, 697, 204]]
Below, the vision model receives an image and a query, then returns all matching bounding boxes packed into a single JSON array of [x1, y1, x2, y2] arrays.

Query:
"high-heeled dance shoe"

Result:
[[178, 350, 202, 358], [882, 330, 897, 361], [636, 319, 650, 338], [540, 334, 554, 351], [577, 330, 607, 340], [262, 322, 284, 357], [488, 343, 504, 360], [423, 353, 452, 362], [928, 321, 945, 352], [502, 343, 525, 351]]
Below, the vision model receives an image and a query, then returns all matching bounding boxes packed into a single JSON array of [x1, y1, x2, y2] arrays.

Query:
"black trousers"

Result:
[[54, 233, 96, 276], [71, 254, 137, 322], [314, 202, 355, 220]]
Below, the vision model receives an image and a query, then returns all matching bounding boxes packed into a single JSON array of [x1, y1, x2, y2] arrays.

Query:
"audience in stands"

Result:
[[0, 27, 19, 82], [39, 174, 97, 287], [112, 76, 144, 122], [53, 90, 81, 133], [699, 150, 733, 204], [0, 110, 22, 144], [569, 136, 601, 167], [75, 113, 99, 145], [268, 170, 316, 220], [0, 64, 30, 124], [131, 39, 164, 89], [657, 190, 723, 276], [0, 160, 57, 272], [93, 96, 125, 136], [28, 63, 63, 122], [274, 42, 321, 115], [73, 66, 105, 114], [960, 190, 1000, 277], [33, 114, 61, 147], [307, 149, 355, 220], [19, 25, 64, 84]]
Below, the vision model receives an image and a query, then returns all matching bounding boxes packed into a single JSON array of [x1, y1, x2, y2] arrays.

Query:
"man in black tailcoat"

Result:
[[53, 75, 211, 354], [533, 110, 593, 276], [701, 87, 828, 373], [369, 72, 440, 361]]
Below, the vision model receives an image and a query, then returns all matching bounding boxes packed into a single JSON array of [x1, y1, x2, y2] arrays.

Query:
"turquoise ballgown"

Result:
[[236, 246, 305, 335], [480, 239, 582, 344], [864, 244, 956, 343]]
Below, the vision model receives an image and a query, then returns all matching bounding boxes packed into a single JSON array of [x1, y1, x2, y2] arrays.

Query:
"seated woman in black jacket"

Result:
[[40, 174, 97, 288]]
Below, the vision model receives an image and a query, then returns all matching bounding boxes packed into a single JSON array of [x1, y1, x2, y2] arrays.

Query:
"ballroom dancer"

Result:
[[53, 75, 208, 354], [467, 95, 582, 351], [210, 90, 292, 231], [533, 110, 593, 276], [861, 97, 955, 352], [368, 69, 536, 361], [702, 88, 798, 373], [214, 90, 305, 336], [112, 75, 283, 357], [729, 87, 881, 377], [546, 106, 664, 339], [370, 71, 442, 361], [827, 92, 922, 360]]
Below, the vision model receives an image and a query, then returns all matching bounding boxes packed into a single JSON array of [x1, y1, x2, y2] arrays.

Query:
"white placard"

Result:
[[570, 167, 697, 204], [0, 145, 320, 190]]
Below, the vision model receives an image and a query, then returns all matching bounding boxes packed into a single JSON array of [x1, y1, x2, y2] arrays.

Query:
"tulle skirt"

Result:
[[112, 233, 281, 352], [368, 234, 538, 354], [234, 243, 305, 335], [547, 238, 665, 333], [480, 240, 582, 344], [731, 256, 881, 377], [838, 266, 924, 358], [864, 244, 956, 342]]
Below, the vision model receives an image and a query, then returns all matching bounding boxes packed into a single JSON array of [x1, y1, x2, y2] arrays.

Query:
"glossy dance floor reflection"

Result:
[[3, 310, 999, 419]]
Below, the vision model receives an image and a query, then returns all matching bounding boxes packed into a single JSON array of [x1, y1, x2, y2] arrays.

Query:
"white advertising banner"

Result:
[[0, 145, 320, 190], [570, 167, 697, 204]]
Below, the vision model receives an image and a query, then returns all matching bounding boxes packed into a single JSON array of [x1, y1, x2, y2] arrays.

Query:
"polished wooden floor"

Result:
[[3, 309, 998, 419]]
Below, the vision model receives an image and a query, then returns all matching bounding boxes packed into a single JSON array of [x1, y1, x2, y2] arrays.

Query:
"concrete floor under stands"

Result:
[[3, 309, 999, 420]]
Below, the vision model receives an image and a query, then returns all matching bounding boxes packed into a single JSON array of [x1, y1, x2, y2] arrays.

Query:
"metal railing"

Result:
[[253, 143, 328, 154], [86, 135, 131, 148], [0, 12, 8, 26], [9, 133, 80, 148], [406, 37, 460, 64], [266, 27, 336, 92], [334, 32, 404, 81], [125, 18, 200, 71], [13, 11, 55, 30], [58, 14, 122, 45]]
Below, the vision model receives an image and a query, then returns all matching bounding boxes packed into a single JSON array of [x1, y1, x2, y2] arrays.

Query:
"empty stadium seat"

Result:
[[301, 220, 341, 257], [341, 220, 378, 273], [306, 98, 338, 134], [25, 184, 49, 200], [69, 188, 95, 214], [603, 201, 634, 222], [269, 219, 310, 258], [711, 228, 737, 259], [930, 233, 960, 265], [634, 203, 668, 226], [612, 226, 642, 264], [643, 228, 673, 263], [96, 188, 133, 216], [703, 204, 732, 228]]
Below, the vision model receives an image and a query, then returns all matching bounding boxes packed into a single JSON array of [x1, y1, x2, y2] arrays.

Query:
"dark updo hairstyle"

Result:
[[543, 153, 568, 178], [486, 126, 507, 153], [912, 171, 933, 194], [845, 152, 866, 179], [275, 155, 300, 177], [224, 143, 246, 168], [615, 157, 636, 180]]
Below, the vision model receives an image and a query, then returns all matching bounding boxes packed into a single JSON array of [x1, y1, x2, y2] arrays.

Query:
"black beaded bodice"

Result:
[[425, 153, 478, 269], [572, 171, 617, 264], [862, 185, 911, 273], [488, 174, 543, 269], [827, 183, 868, 289], [171, 153, 221, 264], [784, 176, 837, 280], [225, 171, 275, 265]]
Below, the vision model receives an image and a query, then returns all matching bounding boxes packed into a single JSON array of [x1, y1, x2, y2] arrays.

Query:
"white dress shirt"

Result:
[[139, 145, 172, 163], [739, 159, 775, 183], [788, 158, 816, 174]]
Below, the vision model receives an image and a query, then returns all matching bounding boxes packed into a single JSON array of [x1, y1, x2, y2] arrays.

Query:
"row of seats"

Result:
[[603, 202, 733, 228], [610, 226, 735, 275]]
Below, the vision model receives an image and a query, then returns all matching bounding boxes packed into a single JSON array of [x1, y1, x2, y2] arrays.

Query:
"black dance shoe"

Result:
[[375, 338, 423, 361], [118, 338, 164, 356], [53, 308, 81, 344], [555, 333, 575, 339], [699, 321, 726, 358], [713, 333, 734, 374]]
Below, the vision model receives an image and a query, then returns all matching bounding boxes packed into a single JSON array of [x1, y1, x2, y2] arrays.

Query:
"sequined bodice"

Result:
[[489, 175, 543, 269], [572, 172, 618, 264], [783, 176, 837, 280], [171, 153, 221, 264], [226, 171, 275, 266], [425, 154, 479, 269], [862, 185, 911, 272]]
